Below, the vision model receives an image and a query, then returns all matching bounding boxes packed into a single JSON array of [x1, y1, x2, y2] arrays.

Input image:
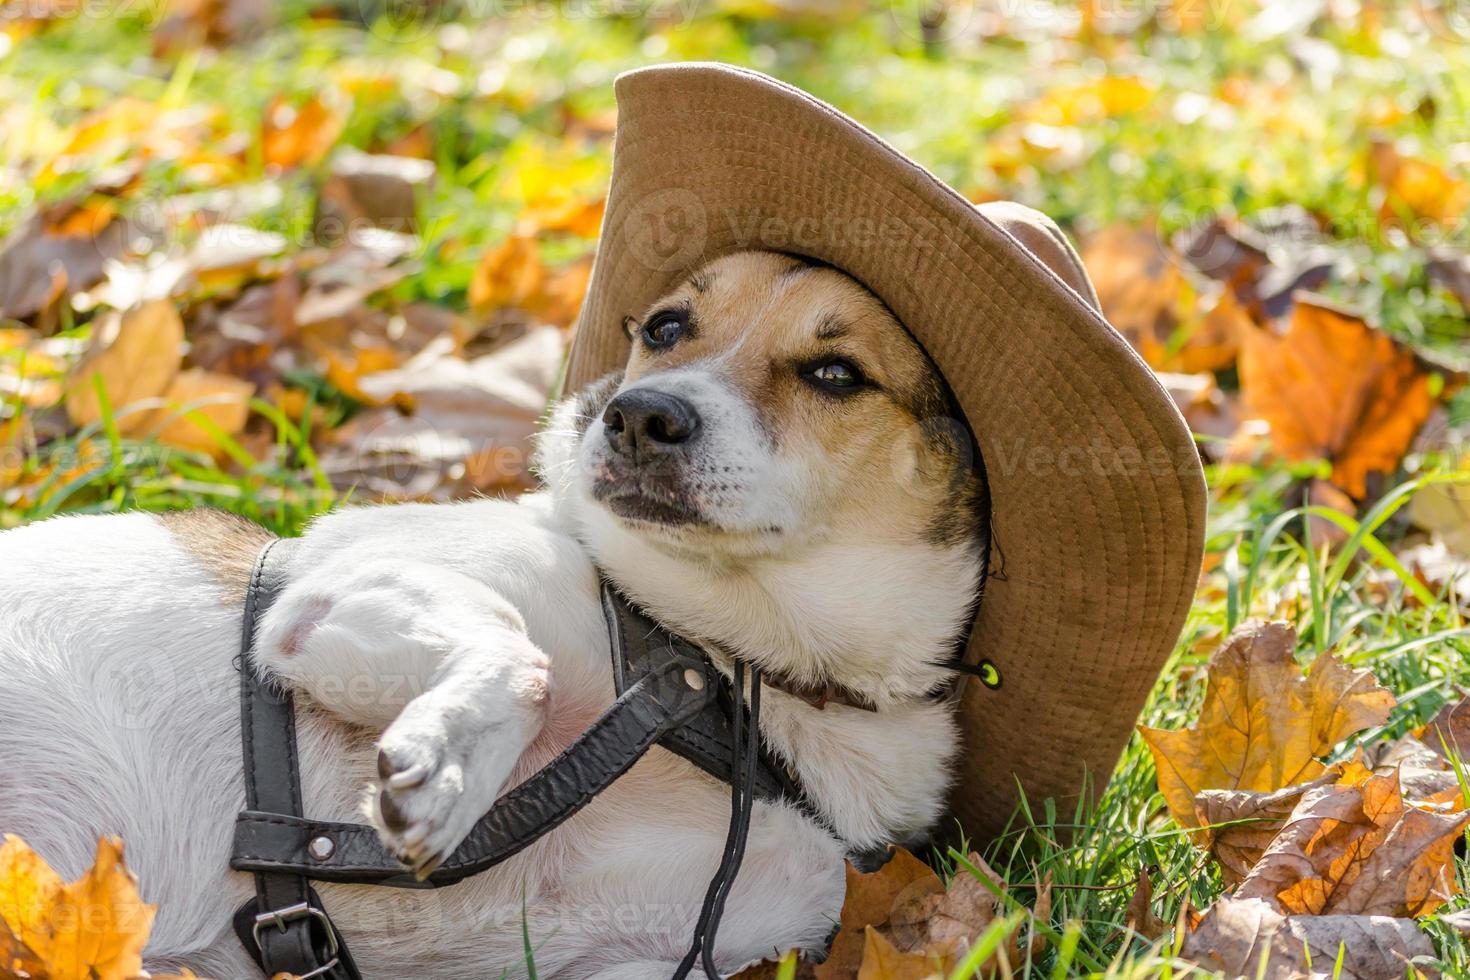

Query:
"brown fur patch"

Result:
[[158, 509, 274, 606]]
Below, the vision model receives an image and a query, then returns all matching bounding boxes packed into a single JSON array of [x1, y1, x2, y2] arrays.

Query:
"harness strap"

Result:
[[230, 547, 726, 890], [232, 538, 360, 980]]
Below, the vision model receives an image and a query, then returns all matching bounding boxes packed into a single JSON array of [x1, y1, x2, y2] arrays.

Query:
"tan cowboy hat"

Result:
[[563, 62, 1207, 842]]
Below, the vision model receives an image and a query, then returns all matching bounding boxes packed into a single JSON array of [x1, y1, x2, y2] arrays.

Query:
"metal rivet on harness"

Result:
[[307, 836, 335, 861], [683, 668, 706, 691]]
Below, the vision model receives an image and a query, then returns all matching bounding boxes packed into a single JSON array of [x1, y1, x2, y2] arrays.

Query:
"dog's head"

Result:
[[540, 251, 986, 704]]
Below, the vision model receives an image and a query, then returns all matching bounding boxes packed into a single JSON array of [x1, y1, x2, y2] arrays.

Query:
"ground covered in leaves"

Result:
[[3, 0, 1470, 977]]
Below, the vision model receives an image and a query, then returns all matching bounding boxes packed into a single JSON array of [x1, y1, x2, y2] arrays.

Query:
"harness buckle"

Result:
[[252, 901, 341, 978]]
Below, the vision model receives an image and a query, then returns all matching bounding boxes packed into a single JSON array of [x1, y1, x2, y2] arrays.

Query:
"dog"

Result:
[[0, 250, 986, 978]]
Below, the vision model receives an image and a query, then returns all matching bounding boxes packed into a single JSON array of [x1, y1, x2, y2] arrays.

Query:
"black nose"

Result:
[[603, 389, 701, 458]]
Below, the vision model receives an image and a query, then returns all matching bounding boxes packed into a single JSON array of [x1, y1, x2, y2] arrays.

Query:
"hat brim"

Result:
[[564, 62, 1206, 841]]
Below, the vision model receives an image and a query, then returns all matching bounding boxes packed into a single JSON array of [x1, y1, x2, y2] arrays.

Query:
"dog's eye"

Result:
[[804, 359, 866, 393], [641, 311, 686, 349]]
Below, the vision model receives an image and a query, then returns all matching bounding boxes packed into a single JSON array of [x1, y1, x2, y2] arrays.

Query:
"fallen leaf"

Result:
[[319, 326, 564, 499], [1235, 769, 1468, 917], [1408, 480, 1470, 557], [0, 206, 136, 323], [0, 835, 156, 980], [1082, 223, 1187, 365], [262, 94, 347, 171], [857, 927, 946, 980], [1236, 296, 1456, 501], [1428, 248, 1470, 313], [468, 233, 546, 314], [1140, 620, 1396, 828], [0, 414, 32, 489], [1424, 697, 1470, 765], [1158, 371, 1239, 458], [314, 148, 435, 245], [881, 855, 1045, 976], [814, 848, 940, 980], [1195, 771, 1340, 887], [1369, 140, 1470, 233], [1180, 896, 1435, 980], [65, 300, 185, 435], [150, 368, 255, 455], [1123, 868, 1169, 939]]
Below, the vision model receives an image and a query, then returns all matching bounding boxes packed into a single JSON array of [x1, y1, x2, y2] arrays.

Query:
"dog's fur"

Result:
[[0, 251, 985, 978]]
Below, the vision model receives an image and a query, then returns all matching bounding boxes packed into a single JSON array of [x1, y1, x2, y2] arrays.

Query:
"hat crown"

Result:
[[975, 201, 1102, 314]]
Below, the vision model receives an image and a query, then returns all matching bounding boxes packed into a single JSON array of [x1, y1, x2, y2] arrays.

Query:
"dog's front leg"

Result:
[[253, 559, 550, 877]]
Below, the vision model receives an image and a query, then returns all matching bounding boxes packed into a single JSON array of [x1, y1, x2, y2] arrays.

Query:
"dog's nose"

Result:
[[603, 389, 701, 458]]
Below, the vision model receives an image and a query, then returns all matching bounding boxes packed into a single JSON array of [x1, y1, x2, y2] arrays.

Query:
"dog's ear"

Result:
[[621, 315, 639, 339]]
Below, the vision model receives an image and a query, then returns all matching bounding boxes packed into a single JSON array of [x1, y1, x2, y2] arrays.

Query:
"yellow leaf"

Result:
[[151, 368, 255, 455], [1027, 77, 1152, 126], [324, 346, 401, 405], [1140, 620, 1395, 829], [0, 414, 30, 489], [0, 836, 156, 980], [65, 299, 184, 436], [468, 234, 547, 314], [0, 834, 64, 952]]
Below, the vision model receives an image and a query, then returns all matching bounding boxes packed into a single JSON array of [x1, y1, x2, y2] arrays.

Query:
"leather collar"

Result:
[[758, 669, 877, 712]]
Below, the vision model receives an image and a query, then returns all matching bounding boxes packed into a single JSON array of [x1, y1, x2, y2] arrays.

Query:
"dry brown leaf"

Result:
[[1424, 697, 1470, 765], [885, 857, 1001, 955], [813, 848, 940, 980], [1180, 896, 1435, 980], [1082, 223, 1187, 366], [0, 205, 135, 323], [1238, 295, 1455, 501], [1195, 771, 1340, 887], [262, 94, 347, 171], [1123, 869, 1169, 940], [1159, 371, 1239, 458], [0, 835, 156, 980], [1235, 768, 1469, 918], [1140, 620, 1395, 828], [318, 326, 563, 500], [857, 927, 947, 980], [65, 299, 185, 435], [880, 855, 1046, 976], [151, 368, 255, 454]]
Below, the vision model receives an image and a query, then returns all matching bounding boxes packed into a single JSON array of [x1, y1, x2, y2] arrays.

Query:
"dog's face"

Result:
[[571, 251, 982, 559], [541, 250, 984, 708]]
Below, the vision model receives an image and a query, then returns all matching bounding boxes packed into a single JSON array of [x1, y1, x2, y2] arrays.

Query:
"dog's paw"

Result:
[[369, 706, 506, 879]]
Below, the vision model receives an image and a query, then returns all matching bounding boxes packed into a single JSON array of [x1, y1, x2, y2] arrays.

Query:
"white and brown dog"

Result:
[[0, 252, 985, 978]]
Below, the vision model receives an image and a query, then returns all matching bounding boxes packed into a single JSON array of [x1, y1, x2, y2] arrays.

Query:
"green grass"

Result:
[[3, 1, 1470, 976]]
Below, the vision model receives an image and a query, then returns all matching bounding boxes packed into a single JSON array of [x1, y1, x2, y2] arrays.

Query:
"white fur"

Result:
[[0, 267, 979, 977]]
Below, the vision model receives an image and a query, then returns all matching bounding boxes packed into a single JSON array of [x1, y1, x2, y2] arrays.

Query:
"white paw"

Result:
[[369, 701, 507, 880]]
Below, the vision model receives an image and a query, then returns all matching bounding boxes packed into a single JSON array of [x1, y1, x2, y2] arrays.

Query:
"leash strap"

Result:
[[232, 538, 361, 980]]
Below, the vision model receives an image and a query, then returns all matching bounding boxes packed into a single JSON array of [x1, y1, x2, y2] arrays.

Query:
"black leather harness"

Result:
[[230, 538, 810, 978]]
